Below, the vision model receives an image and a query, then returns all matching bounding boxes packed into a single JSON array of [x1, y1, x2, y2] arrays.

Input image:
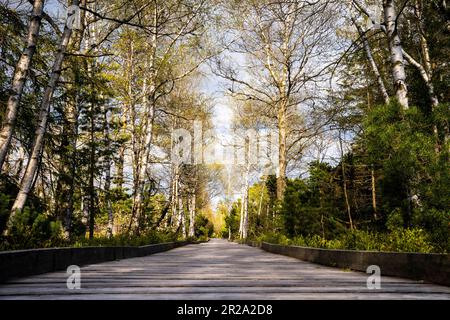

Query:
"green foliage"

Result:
[[1, 224, 178, 251], [240, 102, 448, 253], [256, 231, 291, 246], [72, 230, 177, 248], [382, 228, 433, 253], [1, 207, 64, 250], [223, 201, 241, 240], [280, 162, 346, 239], [364, 102, 448, 222], [361, 101, 450, 250], [281, 178, 317, 236], [412, 208, 450, 252], [195, 214, 214, 240], [386, 209, 404, 231], [0, 192, 10, 233], [258, 227, 435, 253], [0, 176, 46, 232]]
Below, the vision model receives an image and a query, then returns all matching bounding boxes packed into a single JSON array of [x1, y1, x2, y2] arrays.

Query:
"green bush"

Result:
[[381, 228, 433, 253], [0, 192, 10, 233], [195, 214, 214, 240], [412, 209, 450, 253], [336, 230, 379, 251], [386, 209, 404, 231], [258, 232, 291, 245], [258, 227, 435, 253], [72, 230, 177, 248], [1, 214, 178, 251], [1, 207, 64, 250]]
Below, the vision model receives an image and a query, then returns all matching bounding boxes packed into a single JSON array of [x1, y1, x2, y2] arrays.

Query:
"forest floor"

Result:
[[0, 239, 449, 300]]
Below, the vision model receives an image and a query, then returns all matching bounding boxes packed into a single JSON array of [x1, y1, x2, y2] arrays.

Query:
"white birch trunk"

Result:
[[242, 163, 250, 240], [275, 5, 294, 201], [6, 0, 80, 231], [239, 164, 250, 240], [384, 0, 409, 109], [238, 190, 245, 239], [104, 109, 114, 238], [178, 192, 186, 239], [0, 0, 45, 170], [277, 101, 287, 200], [172, 166, 179, 230], [131, 9, 158, 232], [188, 191, 196, 238], [168, 167, 176, 228], [242, 195, 249, 240]]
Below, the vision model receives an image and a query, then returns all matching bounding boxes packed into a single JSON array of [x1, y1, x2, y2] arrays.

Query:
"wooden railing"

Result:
[[0, 241, 195, 282], [245, 241, 450, 286]]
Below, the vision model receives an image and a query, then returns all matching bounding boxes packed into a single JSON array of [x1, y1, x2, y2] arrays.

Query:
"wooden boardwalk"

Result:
[[0, 239, 449, 300]]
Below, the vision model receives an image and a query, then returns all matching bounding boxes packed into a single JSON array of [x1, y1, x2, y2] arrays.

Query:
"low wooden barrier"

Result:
[[0, 241, 192, 282], [247, 241, 450, 286]]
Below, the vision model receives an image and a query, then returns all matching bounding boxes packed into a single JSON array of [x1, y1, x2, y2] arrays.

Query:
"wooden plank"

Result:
[[1, 293, 449, 300], [4, 279, 421, 286]]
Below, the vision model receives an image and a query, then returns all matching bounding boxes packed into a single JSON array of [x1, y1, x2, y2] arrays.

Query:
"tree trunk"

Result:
[[130, 5, 158, 235], [339, 132, 353, 230], [257, 183, 264, 217], [115, 41, 134, 190], [7, 1, 79, 232], [188, 191, 196, 238], [239, 163, 250, 239], [104, 109, 114, 238], [129, 79, 141, 233], [178, 191, 186, 239], [88, 63, 96, 240], [276, 101, 287, 200], [135, 100, 155, 230], [55, 95, 78, 238], [130, 74, 147, 233], [0, 0, 45, 170], [371, 165, 378, 219], [115, 111, 126, 189], [171, 165, 179, 230], [238, 188, 245, 239], [81, 195, 89, 236], [384, 0, 409, 109], [168, 166, 176, 228], [275, 6, 294, 202], [242, 191, 249, 240], [55, 0, 86, 239], [88, 110, 96, 240]]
